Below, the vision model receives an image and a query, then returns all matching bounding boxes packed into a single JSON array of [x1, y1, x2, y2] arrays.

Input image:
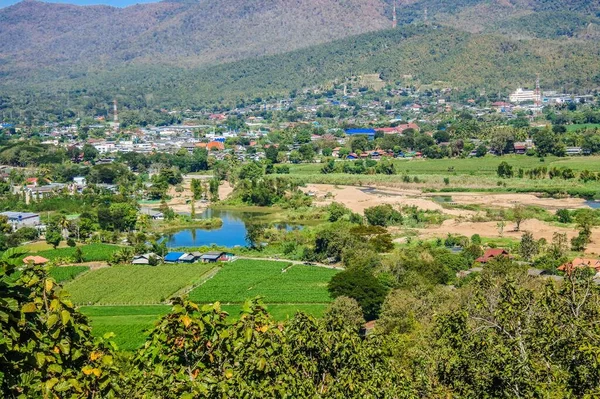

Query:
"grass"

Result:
[[188, 259, 338, 304], [36, 244, 122, 262], [80, 305, 170, 351], [65, 264, 215, 305], [50, 266, 89, 282], [81, 302, 328, 351], [565, 123, 600, 132], [284, 155, 600, 196]]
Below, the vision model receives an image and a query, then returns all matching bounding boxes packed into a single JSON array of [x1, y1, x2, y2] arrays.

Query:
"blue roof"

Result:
[[345, 128, 376, 135], [164, 252, 185, 262]]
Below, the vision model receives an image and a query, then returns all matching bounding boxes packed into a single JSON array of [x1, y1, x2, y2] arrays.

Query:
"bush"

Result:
[[364, 205, 402, 227], [67, 238, 76, 247], [327, 269, 388, 321]]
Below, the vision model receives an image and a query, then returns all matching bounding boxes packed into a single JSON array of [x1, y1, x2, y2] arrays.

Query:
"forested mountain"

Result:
[[0, 0, 599, 115]]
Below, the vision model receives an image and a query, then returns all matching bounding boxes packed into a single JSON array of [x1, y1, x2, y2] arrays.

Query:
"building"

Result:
[[0, 211, 41, 228], [73, 176, 87, 187], [509, 88, 542, 104], [475, 249, 510, 264], [558, 258, 600, 274], [132, 253, 161, 265], [200, 251, 235, 263], [345, 128, 376, 141], [164, 252, 186, 263]]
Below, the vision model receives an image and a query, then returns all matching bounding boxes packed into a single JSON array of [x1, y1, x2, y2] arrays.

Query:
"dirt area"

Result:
[[303, 184, 598, 253], [302, 184, 472, 217], [434, 192, 588, 210], [164, 179, 234, 214], [415, 219, 600, 255]]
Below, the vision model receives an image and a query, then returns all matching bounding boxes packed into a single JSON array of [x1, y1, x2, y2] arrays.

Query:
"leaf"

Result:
[[257, 358, 267, 371], [181, 315, 192, 328], [36, 352, 46, 367], [245, 327, 253, 342], [45, 378, 59, 392], [60, 310, 70, 325], [21, 302, 37, 313], [47, 314, 59, 329], [102, 355, 113, 366], [224, 369, 233, 379], [45, 279, 53, 293], [82, 366, 94, 375]]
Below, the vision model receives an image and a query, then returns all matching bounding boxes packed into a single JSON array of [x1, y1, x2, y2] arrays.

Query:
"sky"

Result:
[[0, 0, 161, 8]]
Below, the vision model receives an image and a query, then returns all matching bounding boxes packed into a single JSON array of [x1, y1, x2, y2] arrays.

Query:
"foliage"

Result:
[[327, 268, 388, 320], [364, 204, 403, 227]]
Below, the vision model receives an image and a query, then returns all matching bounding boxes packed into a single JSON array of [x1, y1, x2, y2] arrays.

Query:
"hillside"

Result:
[[2, 25, 599, 117]]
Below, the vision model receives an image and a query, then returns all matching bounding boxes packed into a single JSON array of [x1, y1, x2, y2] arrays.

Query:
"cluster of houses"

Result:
[[131, 251, 236, 265]]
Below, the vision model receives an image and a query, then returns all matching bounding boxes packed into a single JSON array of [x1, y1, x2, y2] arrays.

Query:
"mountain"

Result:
[[0, 0, 599, 116]]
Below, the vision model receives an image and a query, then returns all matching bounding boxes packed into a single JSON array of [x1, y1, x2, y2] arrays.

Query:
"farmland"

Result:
[[188, 259, 338, 304], [36, 243, 122, 262], [65, 264, 215, 305], [50, 266, 89, 282], [80, 306, 170, 351]]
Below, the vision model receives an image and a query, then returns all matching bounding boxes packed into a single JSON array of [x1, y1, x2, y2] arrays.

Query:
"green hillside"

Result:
[[2, 24, 599, 116]]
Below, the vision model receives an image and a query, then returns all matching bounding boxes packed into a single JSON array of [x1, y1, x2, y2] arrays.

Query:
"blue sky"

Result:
[[0, 0, 161, 7]]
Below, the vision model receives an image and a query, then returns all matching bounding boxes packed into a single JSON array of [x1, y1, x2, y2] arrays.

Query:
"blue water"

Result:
[[163, 209, 302, 248], [586, 200, 600, 209]]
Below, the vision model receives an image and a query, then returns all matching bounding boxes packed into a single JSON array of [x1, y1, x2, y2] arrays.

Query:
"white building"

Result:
[[0, 211, 41, 229], [509, 88, 542, 104]]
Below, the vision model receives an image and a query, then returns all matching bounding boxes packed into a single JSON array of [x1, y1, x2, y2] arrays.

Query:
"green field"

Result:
[[80, 306, 170, 351], [188, 260, 338, 304], [65, 264, 215, 305], [565, 123, 600, 132], [50, 266, 89, 282], [80, 303, 328, 350], [284, 155, 600, 195], [36, 243, 122, 262]]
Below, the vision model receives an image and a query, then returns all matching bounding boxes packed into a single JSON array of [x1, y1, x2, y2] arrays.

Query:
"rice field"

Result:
[[188, 259, 338, 304], [36, 243, 122, 262], [65, 263, 215, 305], [79, 305, 170, 351]]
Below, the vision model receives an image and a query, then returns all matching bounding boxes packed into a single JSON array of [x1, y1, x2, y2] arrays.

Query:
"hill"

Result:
[[2, 25, 599, 117]]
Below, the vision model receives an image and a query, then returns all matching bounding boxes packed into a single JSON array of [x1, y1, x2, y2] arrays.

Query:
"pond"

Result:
[[162, 208, 303, 248], [586, 200, 600, 209]]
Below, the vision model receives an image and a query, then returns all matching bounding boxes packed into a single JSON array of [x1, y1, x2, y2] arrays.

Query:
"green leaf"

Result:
[[36, 352, 46, 367], [21, 302, 37, 313], [60, 310, 70, 325], [47, 314, 59, 329]]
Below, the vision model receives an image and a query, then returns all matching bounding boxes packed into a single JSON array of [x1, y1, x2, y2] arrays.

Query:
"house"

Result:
[[200, 251, 235, 263], [475, 249, 510, 264], [0, 211, 41, 228], [73, 176, 87, 187], [23, 256, 49, 266], [132, 253, 161, 265], [344, 128, 376, 141], [25, 177, 39, 187], [558, 258, 600, 274], [198, 141, 225, 151], [164, 252, 186, 263], [178, 253, 199, 263], [566, 147, 582, 156]]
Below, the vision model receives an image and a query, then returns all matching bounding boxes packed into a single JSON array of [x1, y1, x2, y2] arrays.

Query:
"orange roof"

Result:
[[23, 256, 49, 265], [197, 141, 225, 151], [558, 258, 600, 273], [476, 249, 509, 263]]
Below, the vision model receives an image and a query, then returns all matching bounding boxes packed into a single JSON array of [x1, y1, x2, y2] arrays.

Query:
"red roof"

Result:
[[476, 248, 509, 263], [198, 141, 225, 151], [375, 123, 420, 135], [23, 256, 49, 265], [558, 258, 600, 273]]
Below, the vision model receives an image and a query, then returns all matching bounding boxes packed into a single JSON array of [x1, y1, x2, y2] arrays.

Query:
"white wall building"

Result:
[[509, 88, 542, 104]]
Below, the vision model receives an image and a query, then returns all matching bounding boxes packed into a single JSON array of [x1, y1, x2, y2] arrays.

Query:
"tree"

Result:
[[556, 209, 572, 223], [238, 162, 264, 182], [299, 144, 315, 162], [74, 246, 84, 263], [191, 178, 204, 200], [288, 150, 302, 164], [323, 296, 365, 331], [45, 228, 62, 249], [364, 204, 402, 227], [519, 231, 538, 261], [549, 232, 568, 259], [475, 144, 488, 157], [513, 204, 525, 231], [327, 202, 349, 222], [497, 161, 513, 178], [328, 269, 388, 320], [350, 136, 369, 153]]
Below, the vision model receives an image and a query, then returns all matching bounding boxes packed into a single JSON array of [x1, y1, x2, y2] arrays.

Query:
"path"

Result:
[[236, 256, 344, 270]]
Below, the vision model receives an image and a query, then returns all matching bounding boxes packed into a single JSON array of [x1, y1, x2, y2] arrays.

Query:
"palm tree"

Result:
[[58, 215, 70, 239]]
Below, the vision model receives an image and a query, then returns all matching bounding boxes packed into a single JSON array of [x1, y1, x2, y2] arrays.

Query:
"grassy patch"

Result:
[[188, 260, 337, 304], [65, 264, 215, 305], [221, 303, 328, 321], [36, 244, 122, 262], [80, 305, 170, 351], [565, 123, 600, 132], [50, 266, 89, 282]]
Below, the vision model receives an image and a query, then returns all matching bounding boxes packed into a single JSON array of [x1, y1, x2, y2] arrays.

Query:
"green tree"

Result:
[[45, 228, 62, 249], [497, 161, 514, 178], [323, 296, 365, 332], [328, 268, 388, 320], [518, 231, 538, 261]]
